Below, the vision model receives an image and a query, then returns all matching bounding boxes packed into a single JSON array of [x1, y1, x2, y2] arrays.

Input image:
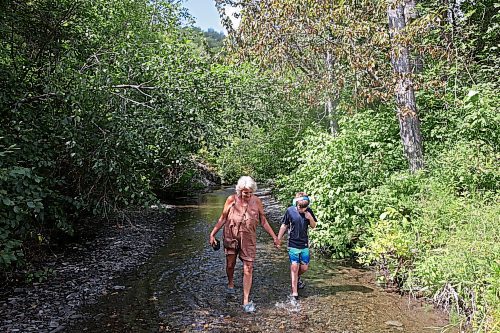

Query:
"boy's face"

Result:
[[297, 205, 308, 213]]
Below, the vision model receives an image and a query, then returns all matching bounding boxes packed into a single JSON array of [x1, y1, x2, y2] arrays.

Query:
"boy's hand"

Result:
[[304, 211, 313, 221], [274, 237, 281, 248]]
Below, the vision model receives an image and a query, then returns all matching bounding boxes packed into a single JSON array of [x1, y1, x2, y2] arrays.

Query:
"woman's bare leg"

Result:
[[242, 260, 254, 305], [226, 254, 237, 288]]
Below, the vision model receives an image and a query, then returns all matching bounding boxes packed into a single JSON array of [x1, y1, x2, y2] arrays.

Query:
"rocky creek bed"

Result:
[[0, 208, 176, 333], [0, 190, 278, 333]]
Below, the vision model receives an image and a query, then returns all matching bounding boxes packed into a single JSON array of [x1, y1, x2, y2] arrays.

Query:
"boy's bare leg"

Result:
[[290, 263, 299, 296], [298, 264, 309, 278], [226, 254, 237, 288], [242, 260, 254, 305]]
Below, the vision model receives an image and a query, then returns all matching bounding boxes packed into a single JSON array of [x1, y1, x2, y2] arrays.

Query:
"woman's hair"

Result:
[[235, 176, 257, 196], [294, 191, 310, 208]]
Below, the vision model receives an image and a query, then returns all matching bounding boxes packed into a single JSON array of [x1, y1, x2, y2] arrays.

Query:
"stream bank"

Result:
[[0, 208, 175, 333]]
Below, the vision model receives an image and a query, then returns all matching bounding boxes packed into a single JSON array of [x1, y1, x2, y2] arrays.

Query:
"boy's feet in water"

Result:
[[298, 277, 305, 289]]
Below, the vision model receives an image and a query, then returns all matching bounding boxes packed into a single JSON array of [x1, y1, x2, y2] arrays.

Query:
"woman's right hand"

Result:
[[209, 234, 216, 246]]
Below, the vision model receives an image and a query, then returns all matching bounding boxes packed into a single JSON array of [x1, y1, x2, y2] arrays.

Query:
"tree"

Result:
[[387, 0, 424, 172], [215, 0, 350, 135], [215, 0, 441, 171]]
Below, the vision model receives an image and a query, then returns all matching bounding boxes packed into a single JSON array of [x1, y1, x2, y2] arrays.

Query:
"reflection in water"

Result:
[[68, 188, 452, 333]]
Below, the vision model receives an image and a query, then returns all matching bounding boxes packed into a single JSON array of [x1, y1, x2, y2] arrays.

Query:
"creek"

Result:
[[66, 187, 452, 333]]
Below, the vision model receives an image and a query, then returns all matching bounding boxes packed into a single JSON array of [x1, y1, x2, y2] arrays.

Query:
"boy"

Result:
[[277, 192, 318, 300]]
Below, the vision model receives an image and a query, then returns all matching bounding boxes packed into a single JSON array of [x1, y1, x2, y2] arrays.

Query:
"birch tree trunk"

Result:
[[388, 1, 424, 172], [325, 51, 339, 136]]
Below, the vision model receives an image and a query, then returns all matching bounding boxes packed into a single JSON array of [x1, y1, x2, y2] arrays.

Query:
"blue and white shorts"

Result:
[[288, 247, 310, 265]]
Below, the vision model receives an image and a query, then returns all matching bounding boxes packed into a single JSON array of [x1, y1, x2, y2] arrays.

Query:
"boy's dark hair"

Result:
[[295, 192, 310, 208]]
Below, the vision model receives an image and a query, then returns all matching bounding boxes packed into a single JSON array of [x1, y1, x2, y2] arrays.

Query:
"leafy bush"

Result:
[[276, 106, 407, 257], [0, 166, 71, 269], [215, 124, 299, 183], [430, 141, 498, 196], [456, 85, 499, 148], [212, 73, 314, 183], [356, 140, 499, 330], [412, 200, 499, 331], [419, 83, 499, 157]]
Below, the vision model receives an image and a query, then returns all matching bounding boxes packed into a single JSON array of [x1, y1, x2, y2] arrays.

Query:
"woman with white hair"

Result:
[[209, 176, 280, 313]]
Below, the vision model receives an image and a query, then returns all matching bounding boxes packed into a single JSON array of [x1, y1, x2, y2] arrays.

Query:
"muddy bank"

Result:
[[0, 208, 176, 333]]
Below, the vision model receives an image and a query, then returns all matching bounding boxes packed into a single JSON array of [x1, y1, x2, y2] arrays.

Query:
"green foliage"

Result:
[[356, 139, 499, 329], [419, 83, 499, 157], [181, 27, 225, 56], [457, 85, 499, 148], [431, 141, 498, 196], [0, 166, 66, 269], [0, 0, 245, 273], [210, 69, 316, 183], [203, 28, 225, 50], [411, 200, 499, 331], [276, 106, 407, 257], [458, 0, 500, 84], [355, 207, 415, 283], [25, 267, 56, 284], [271, 81, 498, 327], [215, 126, 292, 183]]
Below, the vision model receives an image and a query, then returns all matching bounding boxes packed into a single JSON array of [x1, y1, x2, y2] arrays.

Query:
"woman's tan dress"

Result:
[[223, 195, 261, 261]]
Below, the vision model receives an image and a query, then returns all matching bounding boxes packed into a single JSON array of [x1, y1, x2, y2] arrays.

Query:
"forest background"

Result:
[[0, 0, 498, 331]]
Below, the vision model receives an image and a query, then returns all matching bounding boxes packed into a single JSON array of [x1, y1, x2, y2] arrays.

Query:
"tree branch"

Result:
[[14, 93, 59, 107], [110, 92, 154, 110]]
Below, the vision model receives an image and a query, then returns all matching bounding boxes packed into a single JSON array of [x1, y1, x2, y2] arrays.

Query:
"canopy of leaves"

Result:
[[0, 0, 272, 271]]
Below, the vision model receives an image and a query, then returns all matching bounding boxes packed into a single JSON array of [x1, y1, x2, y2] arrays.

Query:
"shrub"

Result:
[[276, 106, 407, 257], [356, 140, 499, 330]]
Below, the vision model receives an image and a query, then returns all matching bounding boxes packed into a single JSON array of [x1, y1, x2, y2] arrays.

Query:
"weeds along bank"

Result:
[[268, 85, 498, 331], [354, 146, 499, 331]]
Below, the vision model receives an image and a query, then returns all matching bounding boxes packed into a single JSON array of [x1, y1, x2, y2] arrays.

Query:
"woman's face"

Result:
[[241, 188, 253, 201]]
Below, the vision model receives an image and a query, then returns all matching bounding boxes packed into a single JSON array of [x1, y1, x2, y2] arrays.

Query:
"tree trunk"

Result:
[[388, 1, 424, 172], [325, 96, 339, 136], [325, 51, 339, 136], [446, 0, 465, 26], [404, 0, 424, 72]]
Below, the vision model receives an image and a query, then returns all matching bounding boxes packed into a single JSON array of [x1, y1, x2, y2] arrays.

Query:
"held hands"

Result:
[[273, 237, 281, 248]]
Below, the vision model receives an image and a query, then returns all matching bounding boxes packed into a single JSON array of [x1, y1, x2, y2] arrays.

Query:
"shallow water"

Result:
[[67, 188, 453, 332]]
